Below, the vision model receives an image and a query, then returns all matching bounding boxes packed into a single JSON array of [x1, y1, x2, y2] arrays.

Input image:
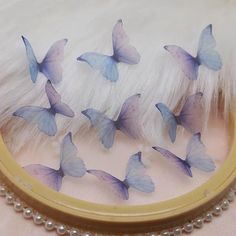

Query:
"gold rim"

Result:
[[0, 118, 235, 234]]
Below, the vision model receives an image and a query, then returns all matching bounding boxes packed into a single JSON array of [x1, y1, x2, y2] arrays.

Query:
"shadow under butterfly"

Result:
[[164, 24, 222, 81], [77, 19, 141, 82], [152, 133, 216, 177], [22, 36, 67, 84], [13, 80, 75, 136], [24, 133, 155, 200], [82, 94, 142, 149]]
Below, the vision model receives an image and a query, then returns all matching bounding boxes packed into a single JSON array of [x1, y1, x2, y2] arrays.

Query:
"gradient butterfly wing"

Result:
[[60, 133, 87, 177], [40, 39, 68, 84], [125, 152, 155, 193], [112, 19, 140, 64], [87, 170, 129, 200], [186, 133, 216, 172], [23, 164, 62, 191]]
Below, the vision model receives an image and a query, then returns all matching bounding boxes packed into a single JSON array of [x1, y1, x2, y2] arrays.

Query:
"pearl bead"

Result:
[[204, 212, 213, 222], [83, 233, 92, 236], [194, 218, 203, 228], [23, 208, 33, 219], [14, 202, 23, 212], [221, 199, 229, 210], [227, 191, 235, 202], [45, 220, 55, 231], [70, 229, 79, 236], [33, 214, 43, 225], [160, 231, 170, 236], [173, 227, 182, 235], [0, 186, 6, 196], [57, 225, 67, 235], [213, 205, 222, 216], [5, 194, 14, 204], [184, 223, 194, 233]]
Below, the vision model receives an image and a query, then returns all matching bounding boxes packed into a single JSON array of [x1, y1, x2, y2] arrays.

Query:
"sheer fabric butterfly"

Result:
[[77, 19, 141, 82], [22, 36, 67, 84], [152, 133, 216, 177], [13, 80, 75, 136], [87, 152, 155, 200], [164, 24, 222, 80], [82, 94, 141, 149], [24, 132, 86, 191], [156, 92, 203, 143]]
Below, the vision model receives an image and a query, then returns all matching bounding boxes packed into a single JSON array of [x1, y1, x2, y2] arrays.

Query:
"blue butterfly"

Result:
[[87, 152, 155, 200], [13, 80, 75, 136], [164, 24, 222, 80], [153, 133, 216, 177], [22, 36, 68, 84], [24, 132, 87, 191], [77, 19, 141, 82], [82, 94, 141, 149]]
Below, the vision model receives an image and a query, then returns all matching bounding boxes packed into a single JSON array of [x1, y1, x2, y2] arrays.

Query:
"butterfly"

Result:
[[156, 92, 203, 143], [82, 94, 141, 149], [87, 152, 155, 200], [164, 24, 222, 80], [13, 80, 75, 136], [152, 133, 216, 177], [77, 19, 141, 82], [23, 132, 87, 191], [22, 36, 68, 84]]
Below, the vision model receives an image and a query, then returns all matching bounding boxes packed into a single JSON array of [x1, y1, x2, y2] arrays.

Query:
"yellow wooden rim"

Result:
[[0, 118, 235, 234]]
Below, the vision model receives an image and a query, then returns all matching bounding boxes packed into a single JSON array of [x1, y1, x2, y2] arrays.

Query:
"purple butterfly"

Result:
[[152, 133, 216, 177], [164, 24, 222, 80], [13, 80, 75, 136], [87, 152, 155, 200], [82, 94, 141, 149], [24, 132, 86, 191], [156, 92, 203, 143], [77, 19, 141, 82], [22, 36, 67, 84]]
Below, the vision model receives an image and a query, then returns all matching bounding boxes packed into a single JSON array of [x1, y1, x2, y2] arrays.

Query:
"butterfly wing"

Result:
[[186, 133, 216, 172], [82, 108, 116, 149], [87, 169, 129, 200], [178, 92, 203, 134], [45, 80, 75, 117], [22, 36, 39, 83], [197, 24, 222, 70], [116, 94, 141, 139], [164, 45, 199, 80], [125, 152, 155, 193], [152, 146, 192, 177], [77, 52, 118, 82], [23, 164, 62, 191], [13, 106, 57, 136], [112, 19, 140, 64], [60, 132, 87, 177], [156, 103, 178, 143], [40, 39, 68, 84]]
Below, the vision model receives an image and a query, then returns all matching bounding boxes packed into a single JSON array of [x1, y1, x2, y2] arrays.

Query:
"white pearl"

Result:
[[227, 191, 235, 202], [184, 223, 194, 233], [161, 231, 170, 236], [194, 218, 203, 228], [23, 208, 33, 219], [173, 227, 182, 235], [204, 212, 213, 222], [70, 229, 79, 236], [221, 199, 229, 210], [5, 194, 14, 204], [0, 186, 6, 196], [33, 214, 43, 225], [213, 205, 222, 216], [57, 225, 67, 235], [83, 233, 92, 236], [14, 202, 23, 212], [45, 220, 55, 231]]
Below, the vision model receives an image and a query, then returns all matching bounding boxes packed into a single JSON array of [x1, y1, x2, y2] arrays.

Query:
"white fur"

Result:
[[0, 0, 235, 152]]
